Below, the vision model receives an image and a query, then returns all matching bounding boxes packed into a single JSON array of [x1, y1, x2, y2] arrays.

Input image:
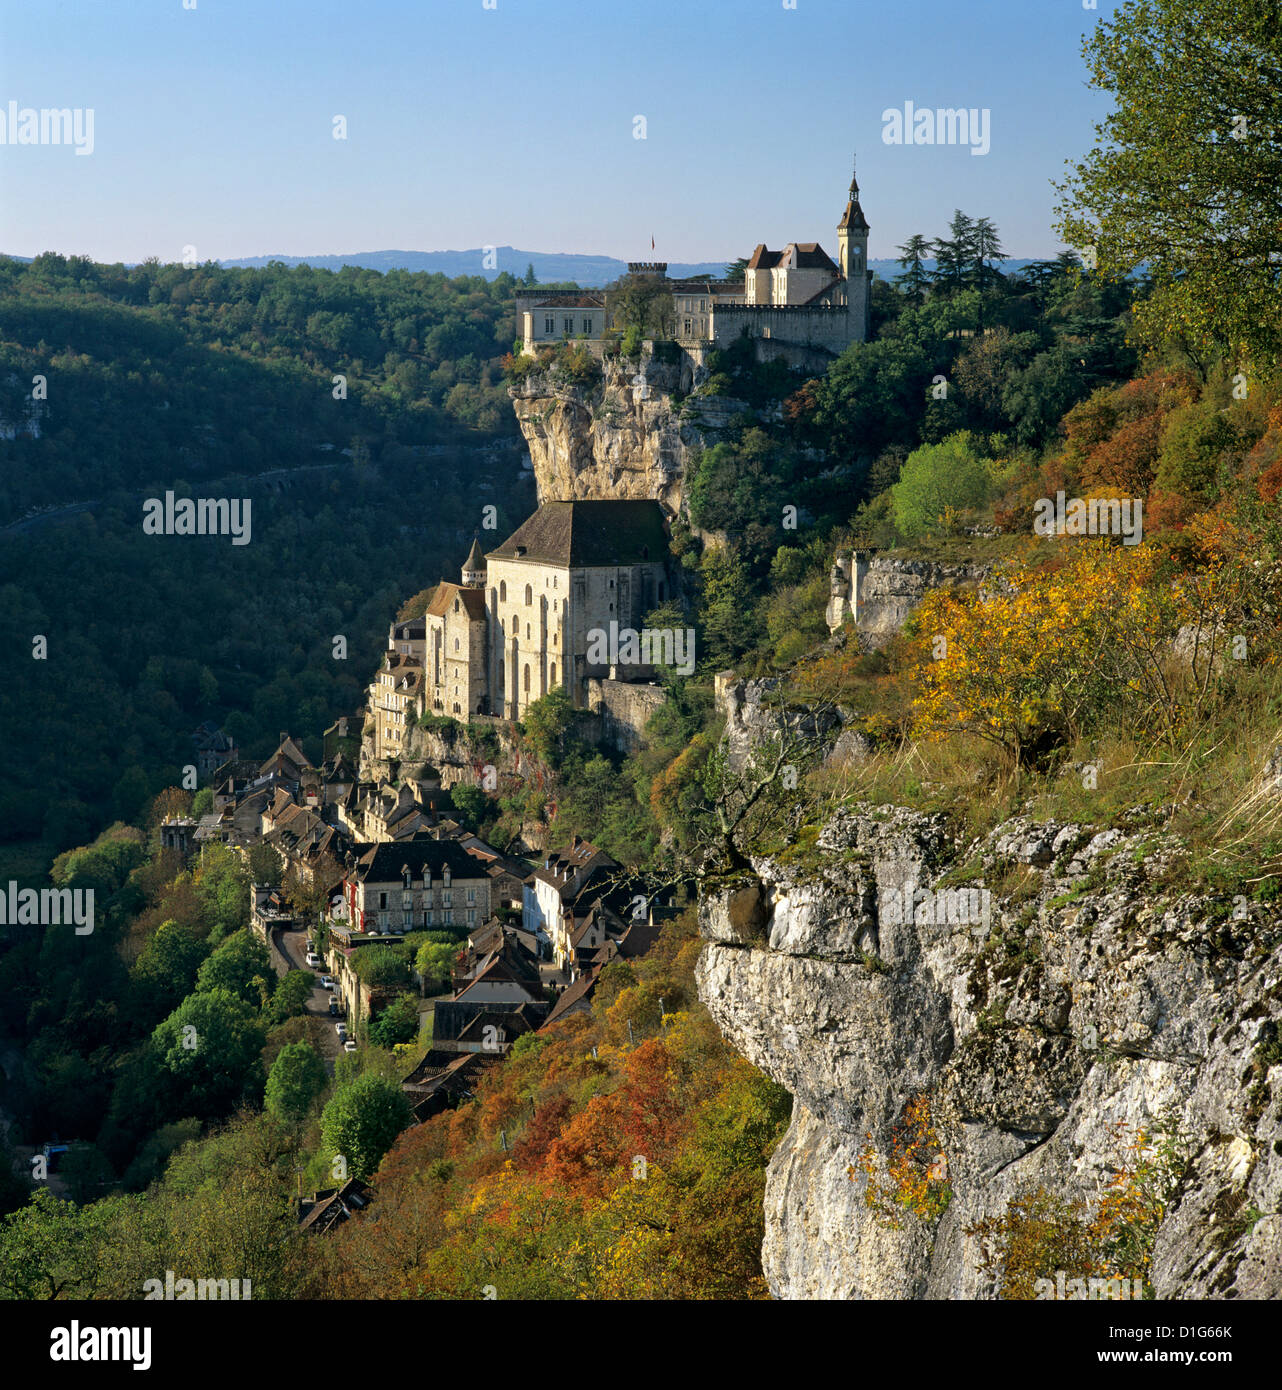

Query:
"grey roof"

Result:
[[487, 500, 668, 568]]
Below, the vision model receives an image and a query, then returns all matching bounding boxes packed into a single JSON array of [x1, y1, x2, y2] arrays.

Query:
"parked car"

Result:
[[319, 975, 335, 991], [343, 1039, 358, 1052], [335, 1022, 347, 1039], [328, 999, 339, 1017], [304, 952, 322, 968]]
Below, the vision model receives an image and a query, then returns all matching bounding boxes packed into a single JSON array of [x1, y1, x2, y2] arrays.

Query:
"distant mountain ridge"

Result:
[[218, 247, 731, 286], [218, 246, 1043, 287], [3, 248, 1044, 286]]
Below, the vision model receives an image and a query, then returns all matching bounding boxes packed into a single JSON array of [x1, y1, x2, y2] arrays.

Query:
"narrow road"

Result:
[[273, 924, 344, 1070]]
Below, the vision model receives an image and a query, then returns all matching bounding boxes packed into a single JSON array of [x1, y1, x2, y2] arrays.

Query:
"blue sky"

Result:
[[0, 0, 1121, 266]]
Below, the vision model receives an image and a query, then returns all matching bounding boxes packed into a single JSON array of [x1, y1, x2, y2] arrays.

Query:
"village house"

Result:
[[339, 839, 492, 935], [523, 835, 624, 970], [368, 617, 427, 759]]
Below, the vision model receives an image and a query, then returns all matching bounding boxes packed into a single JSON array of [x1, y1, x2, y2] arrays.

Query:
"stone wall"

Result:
[[583, 678, 668, 753]]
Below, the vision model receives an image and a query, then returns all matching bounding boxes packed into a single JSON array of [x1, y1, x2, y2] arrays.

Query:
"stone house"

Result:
[[340, 839, 492, 935]]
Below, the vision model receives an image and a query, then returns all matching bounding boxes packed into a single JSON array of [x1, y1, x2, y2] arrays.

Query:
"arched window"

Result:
[[526, 623, 531, 640], [453, 638, 460, 651], [500, 581, 507, 602], [523, 664, 530, 692], [525, 584, 533, 606]]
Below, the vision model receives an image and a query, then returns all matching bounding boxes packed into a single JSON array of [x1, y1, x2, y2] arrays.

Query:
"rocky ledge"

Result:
[[696, 805, 1282, 1299]]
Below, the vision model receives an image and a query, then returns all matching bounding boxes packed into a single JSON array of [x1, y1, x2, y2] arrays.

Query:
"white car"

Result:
[[319, 976, 335, 991], [343, 1039, 358, 1052], [335, 1022, 347, 1039], [304, 952, 322, 969]]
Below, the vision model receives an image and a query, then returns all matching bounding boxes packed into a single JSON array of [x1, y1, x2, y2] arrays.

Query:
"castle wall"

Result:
[[583, 678, 669, 753], [712, 303, 857, 354]]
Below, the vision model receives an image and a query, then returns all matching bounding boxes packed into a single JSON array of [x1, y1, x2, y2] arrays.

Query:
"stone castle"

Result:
[[514, 157, 872, 367]]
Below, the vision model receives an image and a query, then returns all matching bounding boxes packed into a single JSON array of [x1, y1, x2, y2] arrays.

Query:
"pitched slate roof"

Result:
[[349, 838, 488, 883], [487, 500, 668, 568], [780, 242, 838, 273], [545, 969, 600, 1025], [464, 536, 487, 572]]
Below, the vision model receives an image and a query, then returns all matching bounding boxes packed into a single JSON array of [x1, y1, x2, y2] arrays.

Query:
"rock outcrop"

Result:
[[827, 554, 991, 645], [509, 350, 744, 514], [697, 807, 1282, 1299]]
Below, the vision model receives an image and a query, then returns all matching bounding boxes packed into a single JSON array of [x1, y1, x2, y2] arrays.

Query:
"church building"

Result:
[[417, 499, 672, 725]]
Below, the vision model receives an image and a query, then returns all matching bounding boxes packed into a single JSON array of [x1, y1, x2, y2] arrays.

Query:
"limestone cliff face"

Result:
[[697, 807, 1282, 1299], [827, 554, 991, 645], [509, 353, 743, 514]]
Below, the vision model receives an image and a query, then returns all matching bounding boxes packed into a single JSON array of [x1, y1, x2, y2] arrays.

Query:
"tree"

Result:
[[894, 234, 933, 304], [151, 988, 266, 1120], [971, 217, 1007, 289], [890, 432, 993, 537], [610, 276, 675, 341], [522, 262, 537, 287], [195, 928, 275, 1008], [931, 211, 977, 295], [0, 1189, 111, 1299], [130, 919, 209, 1021], [368, 993, 421, 1049], [415, 940, 458, 995], [1055, 0, 1282, 366], [268, 968, 315, 1023], [265, 1041, 328, 1121], [523, 687, 576, 767], [320, 1073, 411, 1179], [248, 842, 283, 883]]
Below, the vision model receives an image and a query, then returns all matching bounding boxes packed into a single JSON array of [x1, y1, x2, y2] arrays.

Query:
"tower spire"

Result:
[[850, 151, 859, 197]]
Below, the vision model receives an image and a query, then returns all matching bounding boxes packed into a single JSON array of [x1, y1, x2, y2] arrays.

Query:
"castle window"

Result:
[[500, 581, 506, 602], [544, 316, 554, 334], [684, 318, 691, 336], [525, 584, 532, 605], [453, 598, 459, 612], [523, 664, 530, 692], [454, 638, 459, 651], [526, 623, 530, 640]]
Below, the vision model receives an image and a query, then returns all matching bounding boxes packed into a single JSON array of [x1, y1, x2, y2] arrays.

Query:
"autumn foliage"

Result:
[[319, 909, 792, 1299]]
